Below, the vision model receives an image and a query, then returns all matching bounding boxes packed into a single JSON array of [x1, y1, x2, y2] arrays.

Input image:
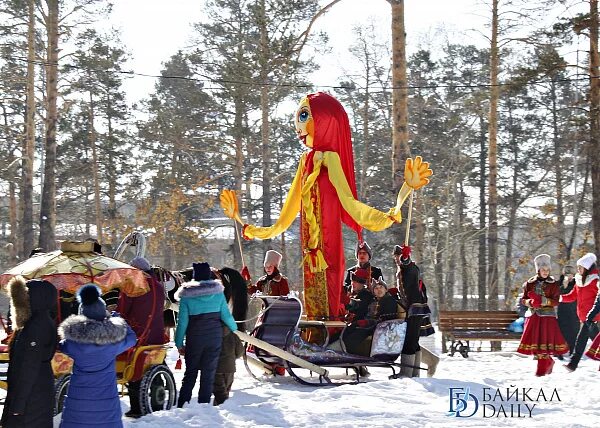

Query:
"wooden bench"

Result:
[[438, 310, 522, 358]]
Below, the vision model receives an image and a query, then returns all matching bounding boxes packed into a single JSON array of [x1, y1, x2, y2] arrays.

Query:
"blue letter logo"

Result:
[[448, 387, 479, 417]]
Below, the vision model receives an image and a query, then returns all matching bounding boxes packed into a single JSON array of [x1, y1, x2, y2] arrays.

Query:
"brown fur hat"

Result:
[[7, 275, 31, 330]]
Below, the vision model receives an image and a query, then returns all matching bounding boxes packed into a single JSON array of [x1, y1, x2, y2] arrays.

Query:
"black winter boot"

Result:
[[565, 354, 580, 372], [126, 381, 142, 418]]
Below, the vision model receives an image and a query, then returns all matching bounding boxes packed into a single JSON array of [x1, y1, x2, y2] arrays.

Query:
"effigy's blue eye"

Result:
[[298, 110, 310, 123]]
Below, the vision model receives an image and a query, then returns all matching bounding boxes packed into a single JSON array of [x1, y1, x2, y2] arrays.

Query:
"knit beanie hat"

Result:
[[356, 241, 372, 260], [192, 262, 212, 281], [77, 284, 107, 321], [577, 253, 597, 270], [130, 256, 151, 272], [534, 254, 551, 272], [264, 250, 283, 268]]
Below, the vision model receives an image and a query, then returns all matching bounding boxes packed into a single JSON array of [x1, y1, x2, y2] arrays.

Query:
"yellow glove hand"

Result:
[[220, 189, 242, 224], [404, 156, 432, 190]]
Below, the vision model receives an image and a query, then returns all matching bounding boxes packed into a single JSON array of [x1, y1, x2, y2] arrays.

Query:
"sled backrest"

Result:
[[251, 296, 302, 363]]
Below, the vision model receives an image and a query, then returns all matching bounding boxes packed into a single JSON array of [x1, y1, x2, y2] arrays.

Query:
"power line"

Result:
[[4, 54, 598, 93]]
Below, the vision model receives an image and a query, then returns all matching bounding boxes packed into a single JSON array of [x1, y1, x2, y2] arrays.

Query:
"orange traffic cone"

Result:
[[175, 357, 182, 370]]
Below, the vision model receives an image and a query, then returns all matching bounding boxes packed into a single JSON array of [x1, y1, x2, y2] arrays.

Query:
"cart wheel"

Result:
[[54, 374, 71, 415], [139, 364, 177, 415]]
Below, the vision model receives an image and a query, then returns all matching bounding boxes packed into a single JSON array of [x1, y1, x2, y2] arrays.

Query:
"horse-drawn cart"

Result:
[[0, 240, 177, 416]]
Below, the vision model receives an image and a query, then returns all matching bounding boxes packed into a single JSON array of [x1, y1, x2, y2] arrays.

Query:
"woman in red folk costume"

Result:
[[248, 250, 290, 296], [517, 254, 568, 376], [227, 92, 431, 321]]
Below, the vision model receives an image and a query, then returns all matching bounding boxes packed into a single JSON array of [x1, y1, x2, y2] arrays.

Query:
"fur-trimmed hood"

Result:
[[58, 315, 128, 345], [7, 276, 57, 329], [174, 279, 224, 301], [8, 276, 30, 330]]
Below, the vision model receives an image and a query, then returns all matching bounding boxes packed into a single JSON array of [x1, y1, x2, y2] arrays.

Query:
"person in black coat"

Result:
[[344, 241, 384, 293], [1, 276, 58, 428], [344, 269, 374, 323], [342, 279, 398, 356], [394, 244, 432, 377], [212, 267, 247, 406], [557, 265, 579, 358], [213, 326, 244, 405]]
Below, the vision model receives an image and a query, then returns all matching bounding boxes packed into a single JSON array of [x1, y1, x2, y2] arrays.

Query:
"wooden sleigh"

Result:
[[237, 296, 423, 386]]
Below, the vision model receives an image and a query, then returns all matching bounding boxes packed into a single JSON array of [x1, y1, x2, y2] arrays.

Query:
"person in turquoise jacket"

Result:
[[174, 262, 237, 407]]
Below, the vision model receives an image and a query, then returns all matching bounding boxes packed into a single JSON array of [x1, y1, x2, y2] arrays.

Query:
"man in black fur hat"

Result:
[[344, 241, 384, 293]]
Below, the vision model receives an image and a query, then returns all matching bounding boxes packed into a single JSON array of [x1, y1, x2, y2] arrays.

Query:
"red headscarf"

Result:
[[305, 92, 362, 238]]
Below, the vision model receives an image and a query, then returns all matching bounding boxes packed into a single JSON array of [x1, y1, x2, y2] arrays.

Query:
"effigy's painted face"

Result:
[[295, 96, 314, 148]]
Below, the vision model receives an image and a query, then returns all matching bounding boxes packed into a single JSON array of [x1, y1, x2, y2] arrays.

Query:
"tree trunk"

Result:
[[89, 92, 103, 243], [504, 98, 519, 309], [568, 159, 590, 256], [260, 89, 271, 231], [232, 95, 245, 268], [39, 0, 59, 251], [259, 0, 271, 255], [444, 181, 458, 308], [359, 58, 370, 201], [85, 178, 90, 236], [388, 0, 410, 190], [9, 178, 19, 265], [433, 209, 445, 310], [163, 230, 173, 270], [106, 109, 117, 246], [487, 0, 500, 310], [590, 0, 600, 254], [550, 80, 566, 262], [459, 182, 469, 310], [2, 104, 21, 259], [478, 114, 487, 311], [445, 230, 456, 309], [21, 0, 36, 258]]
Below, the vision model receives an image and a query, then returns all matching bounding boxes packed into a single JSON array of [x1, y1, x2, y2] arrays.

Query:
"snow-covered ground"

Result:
[[0, 330, 593, 427], [35, 333, 596, 427]]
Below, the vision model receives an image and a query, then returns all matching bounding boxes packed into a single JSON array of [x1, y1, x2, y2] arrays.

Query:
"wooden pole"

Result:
[[234, 330, 329, 377], [404, 191, 414, 246], [234, 221, 245, 266]]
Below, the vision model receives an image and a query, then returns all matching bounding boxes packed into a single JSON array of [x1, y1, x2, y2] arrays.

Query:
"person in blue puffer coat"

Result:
[[174, 262, 238, 407], [58, 284, 137, 428]]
